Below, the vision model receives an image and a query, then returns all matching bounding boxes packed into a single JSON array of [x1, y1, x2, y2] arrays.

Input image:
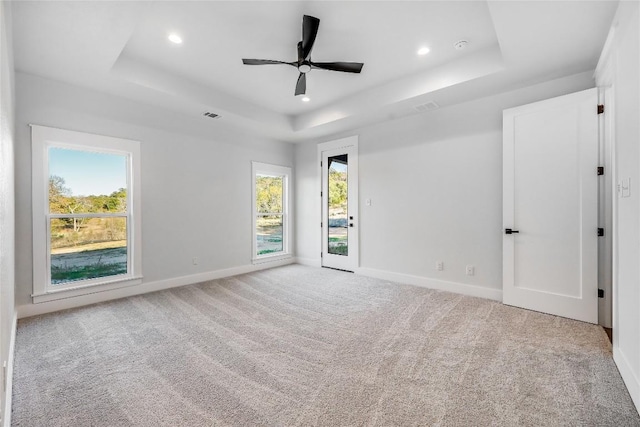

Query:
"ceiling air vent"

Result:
[[202, 111, 220, 119], [414, 101, 440, 112]]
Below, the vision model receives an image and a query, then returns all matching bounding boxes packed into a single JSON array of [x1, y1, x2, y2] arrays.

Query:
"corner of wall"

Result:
[[0, 0, 17, 424], [2, 313, 17, 427]]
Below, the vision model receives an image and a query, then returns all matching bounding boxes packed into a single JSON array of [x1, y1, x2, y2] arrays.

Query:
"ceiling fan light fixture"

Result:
[[168, 33, 183, 44], [299, 64, 312, 73], [301, 96, 310, 102], [417, 46, 430, 56]]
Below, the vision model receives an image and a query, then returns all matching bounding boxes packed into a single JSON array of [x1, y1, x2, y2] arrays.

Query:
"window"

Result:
[[31, 125, 142, 303], [252, 162, 292, 262]]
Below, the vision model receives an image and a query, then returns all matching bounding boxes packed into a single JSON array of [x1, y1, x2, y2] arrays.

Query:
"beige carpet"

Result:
[[12, 265, 640, 426]]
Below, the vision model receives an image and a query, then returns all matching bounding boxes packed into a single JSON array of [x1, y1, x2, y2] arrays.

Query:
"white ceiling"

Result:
[[11, 1, 618, 142]]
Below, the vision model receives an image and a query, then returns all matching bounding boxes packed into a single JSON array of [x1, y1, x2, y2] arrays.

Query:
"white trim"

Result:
[[49, 213, 127, 219], [32, 276, 143, 304], [18, 258, 295, 319], [356, 267, 503, 302], [294, 257, 322, 267], [317, 135, 359, 152], [614, 347, 640, 413], [252, 254, 293, 265], [251, 162, 292, 263], [596, 85, 614, 328], [30, 125, 142, 301], [2, 312, 17, 427], [317, 136, 359, 271]]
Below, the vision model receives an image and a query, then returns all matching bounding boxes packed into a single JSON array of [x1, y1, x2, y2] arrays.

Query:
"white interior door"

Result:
[[321, 145, 358, 271], [503, 88, 599, 323]]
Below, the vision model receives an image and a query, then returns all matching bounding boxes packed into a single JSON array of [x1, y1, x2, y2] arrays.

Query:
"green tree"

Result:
[[108, 188, 127, 212], [256, 176, 283, 213], [48, 175, 90, 232], [49, 175, 70, 213], [328, 170, 347, 207]]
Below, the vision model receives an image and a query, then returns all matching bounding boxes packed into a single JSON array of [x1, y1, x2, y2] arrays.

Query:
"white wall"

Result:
[[296, 71, 596, 300], [0, 0, 16, 423], [14, 72, 294, 316], [597, 0, 640, 412]]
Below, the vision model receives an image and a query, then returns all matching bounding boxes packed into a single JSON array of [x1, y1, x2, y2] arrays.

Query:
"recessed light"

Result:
[[168, 33, 183, 44], [302, 97, 310, 102], [417, 46, 430, 56]]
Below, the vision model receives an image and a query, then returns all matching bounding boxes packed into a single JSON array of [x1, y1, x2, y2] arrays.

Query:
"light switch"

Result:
[[366, 198, 372, 206], [622, 178, 631, 198]]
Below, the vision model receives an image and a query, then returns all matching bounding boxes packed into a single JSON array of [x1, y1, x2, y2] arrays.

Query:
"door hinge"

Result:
[[320, 222, 323, 228], [598, 228, 604, 237], [320, 161, 322, 167], [320, 191, 323, 197], [320, 252, 323, 258], [597, 166, 604, 176], [597, 104, 604, 114], [598, 289, 604, 298]]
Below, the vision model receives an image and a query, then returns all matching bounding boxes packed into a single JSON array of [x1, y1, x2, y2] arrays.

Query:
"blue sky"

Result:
[[330, 161, 347, 173], [49, 148, 127, 196]]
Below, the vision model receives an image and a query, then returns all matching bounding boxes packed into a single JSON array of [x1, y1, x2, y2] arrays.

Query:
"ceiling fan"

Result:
[[242, 15, 364, 96]]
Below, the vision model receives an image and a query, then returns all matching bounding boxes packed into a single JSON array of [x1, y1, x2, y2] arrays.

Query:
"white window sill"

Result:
[[252, 253, 292, 265], [32, 276, 143, 304]]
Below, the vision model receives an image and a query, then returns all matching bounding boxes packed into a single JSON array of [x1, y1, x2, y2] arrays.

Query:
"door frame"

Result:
[[318, 136, 359, 271], [595, 42, 617, 334]]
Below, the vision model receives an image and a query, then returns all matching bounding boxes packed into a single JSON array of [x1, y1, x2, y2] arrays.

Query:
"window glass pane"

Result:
[[256, 215, 283, 255], [328, 155, 348, 256], [50, 217, 127, 284], [256, 175, 283, 214], [49, 148, 128, 214]]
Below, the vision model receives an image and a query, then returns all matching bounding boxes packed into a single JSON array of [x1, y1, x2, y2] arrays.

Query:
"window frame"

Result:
[[251, 161, 292, 264], [31, 125, 142, 303]]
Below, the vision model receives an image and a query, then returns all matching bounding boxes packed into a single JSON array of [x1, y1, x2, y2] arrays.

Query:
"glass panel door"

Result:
[[321, 141, 358, 272]]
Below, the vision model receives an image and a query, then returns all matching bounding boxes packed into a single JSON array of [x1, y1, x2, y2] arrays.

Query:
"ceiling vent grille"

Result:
[[414, 101, 440, 112], [202, 111, 220, 119]]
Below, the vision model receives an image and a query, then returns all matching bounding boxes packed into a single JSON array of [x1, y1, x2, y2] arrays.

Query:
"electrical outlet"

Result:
[[466, 265, 475, 276], [192, 257, 199, 266], [436, 261, 444, 271]]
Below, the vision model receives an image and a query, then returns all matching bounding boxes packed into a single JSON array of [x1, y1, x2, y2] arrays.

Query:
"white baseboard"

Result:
[[17, 258, 295, 319], [3, 312, 16, 427], [614, 346, 640, 414], [355, 267, 503, 301], [295, 257, 322, 267]]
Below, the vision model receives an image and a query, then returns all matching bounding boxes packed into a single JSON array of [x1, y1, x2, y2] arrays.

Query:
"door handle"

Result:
[[505, 228, 519, 234]]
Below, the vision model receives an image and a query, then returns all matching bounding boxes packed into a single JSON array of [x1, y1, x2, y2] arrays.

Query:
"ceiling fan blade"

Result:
[[242, 59, 295, 66], [301, 15, 320, 59], [311, 61, 364, 73], [297, 42, 304, 63], [295, 72, 306, 96]]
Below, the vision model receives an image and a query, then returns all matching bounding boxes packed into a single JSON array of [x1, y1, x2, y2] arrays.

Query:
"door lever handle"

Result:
[[505, 228, 519, 234]]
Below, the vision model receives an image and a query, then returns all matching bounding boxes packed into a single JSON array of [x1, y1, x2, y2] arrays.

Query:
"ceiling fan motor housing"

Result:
[[298, 62, 311, 73]]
